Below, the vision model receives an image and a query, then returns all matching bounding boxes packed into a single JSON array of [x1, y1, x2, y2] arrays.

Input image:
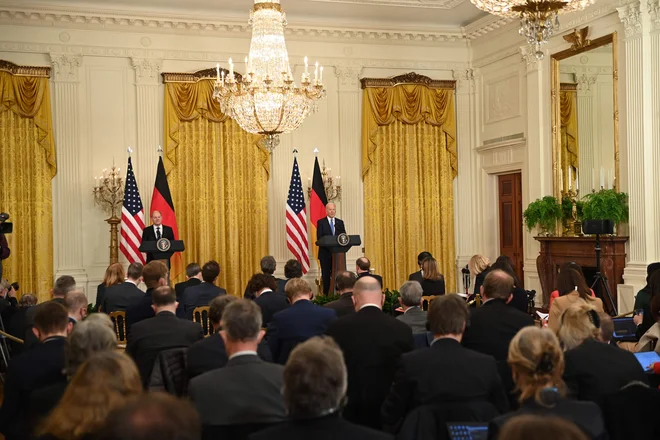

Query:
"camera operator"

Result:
[[0, 213, 10, 282], [0, 279, 18, 329]]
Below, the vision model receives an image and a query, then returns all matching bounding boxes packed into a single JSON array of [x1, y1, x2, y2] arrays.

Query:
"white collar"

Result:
[[153, 224, 161, 229], [359, 303, 381, 310], [327, 217, 335, 222], [229, 350, 258, 360]]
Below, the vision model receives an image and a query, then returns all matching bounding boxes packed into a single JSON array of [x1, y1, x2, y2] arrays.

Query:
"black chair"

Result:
[[148, 348, 189, 397], [202, 423, 278, 440], [396, 401, 498, 440], [598, 381, 660, 440]]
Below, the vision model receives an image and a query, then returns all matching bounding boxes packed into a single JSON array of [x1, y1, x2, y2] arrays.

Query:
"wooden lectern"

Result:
[[317, 234, 362, 294], [139, 238, 185, 276]]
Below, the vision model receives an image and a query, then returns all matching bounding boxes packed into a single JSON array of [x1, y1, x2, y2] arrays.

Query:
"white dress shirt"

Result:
[[327, 216, 335, 235], [153, 224, 162, 237]]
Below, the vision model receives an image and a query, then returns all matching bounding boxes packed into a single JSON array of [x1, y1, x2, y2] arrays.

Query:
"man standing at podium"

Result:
[[317, 203, 346, 295], [141, 211, 174, 262]]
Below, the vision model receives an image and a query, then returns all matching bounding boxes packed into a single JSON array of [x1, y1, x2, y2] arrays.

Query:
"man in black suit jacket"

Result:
[[316, 203, 346, 295], [23, 275, 75, 349], [0, 302, 68, 440], [140, 210, 175, 263], [325, 271, 357, 318], [408, 251, 432, 283], [181, 260, 226, 320], [461, 269, 535, 405], [102, 262, 144, 313], [244, 256, 285, 299], [174, 262, 202, 300], [326, 277, 414, 429], [125, 260, 169, 334], [356, 257, 383, 288], [382, 294, 508, 430], [126, 286, 203, 387], [252, 273, 289, 326]]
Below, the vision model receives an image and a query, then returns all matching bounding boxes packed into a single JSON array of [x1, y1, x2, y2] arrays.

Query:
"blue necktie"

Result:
[[330, 219, 335, 235]]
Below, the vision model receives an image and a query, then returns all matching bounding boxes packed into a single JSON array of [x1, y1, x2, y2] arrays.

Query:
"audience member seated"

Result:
[[35, 351, 142, 440], [65, 290, 88, 326], [488, 327, 607, 440], [102, 262, 144, 313], [356, 257, 383, 288], [276, 259, 303, 295], [24, 275, 76, 348], [268, 278, 336, 364], [181, 260, 227, 320], [558, 303, 647, 402], [396, 281, 427, 334], [548, 268, 603, 333], [634, 267, 660, 339], [187, 295, 272, 379], [0, 302, 69, 440], [251, 337, 393, 440], [325, 271, 357, 317], [125, 261, 168, 333], [189, 299, 286, 428], [253, 273, 289, 326], [408, 251, 432, 283], [96, 263, 125, 311], [420, 257, 445, 296], [491, 257, 528, 313], [126, 286, 203, 387], [383, 294, 508, 431], [175, 262, 202, 301], [245, 256, 284, 299], [7, 293, 37, 355], [495, 415, 590, 440], [598, 313, 614, 344], [469, 254, 491, 295], [326, 276, 414, 429], [0, 279, 18, 327], [548, 262, 596, 308], [637, 293, 660, 352], [462, 270, 535, 406]]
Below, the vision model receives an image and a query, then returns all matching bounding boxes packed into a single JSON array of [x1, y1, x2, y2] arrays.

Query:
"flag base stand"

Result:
[[106, 215, 121, 265]]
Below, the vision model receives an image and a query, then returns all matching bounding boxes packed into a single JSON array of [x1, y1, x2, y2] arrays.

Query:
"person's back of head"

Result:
[[208, 295, 238, 328], [481, 269, 513, 301], [142, 261, 168, 289], [428, 294, 468, 337], [102, 263, 125, 288], [598, 313, 614, 343], [221, 299, 263, 344], [201, 260, 221, 284], [352, 276, 383, 310], [335, 271, 357, 294], [556, 268, 591, 300], [260, 256, 277, 275], [65, 320, 117, 377], [151, 286, 177, 312], [33, 301, 69, 340], [557, 303, 602, 350], [417, 251, 432, 267], [249, 273, 278, 296], [64, 290, 88, 316], [185, 262, 202, 279], [53, 275, 76, 298], [127, 262, 144, 282], [498, 415, 589, 440], [490, 261, 520, 287], [284, 259, 303, 279], [356, 257, 370, 272], [399, 281, 423, 308], [646, 262, 660, 285], [468, 254, 490, 276], [285, 278, 313, 303], [422, 258, 442, 281], [495, 255, 514, 268], [19, 293, 37, 307], [649, 270, 660, 298], [283, 336, 347, 419]]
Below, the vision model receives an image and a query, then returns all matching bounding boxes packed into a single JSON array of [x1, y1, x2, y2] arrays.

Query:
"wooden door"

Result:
[[498, 173, 524, 287]]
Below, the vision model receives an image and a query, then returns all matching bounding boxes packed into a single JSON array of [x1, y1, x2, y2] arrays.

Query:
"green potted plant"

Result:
[[581, 189, 629, 231], [523, 196, 563, 236], [561, 197, 584, 221]]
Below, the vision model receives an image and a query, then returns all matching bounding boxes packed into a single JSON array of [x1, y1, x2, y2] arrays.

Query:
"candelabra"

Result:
[[306, 160, 342, 202], [561, 188, 582, 237], [92, 166, 124, 264]]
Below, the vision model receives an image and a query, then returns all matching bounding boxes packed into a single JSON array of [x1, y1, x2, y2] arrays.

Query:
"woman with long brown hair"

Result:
[[95, 263, 125, 311], [420, 257, 445, 296], [547, 268, 603, 333]]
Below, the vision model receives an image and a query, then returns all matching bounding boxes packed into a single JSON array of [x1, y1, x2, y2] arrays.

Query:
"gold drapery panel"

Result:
[[560, 88, 579, 189], [0, 70, 55, 302], [164, 80, 269, 295], [362, 85, 457, 292]]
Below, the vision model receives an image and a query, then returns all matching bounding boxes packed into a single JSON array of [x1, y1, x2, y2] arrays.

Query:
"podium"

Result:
[[316, 234, 361, 294], [139, 238, 185, 272]]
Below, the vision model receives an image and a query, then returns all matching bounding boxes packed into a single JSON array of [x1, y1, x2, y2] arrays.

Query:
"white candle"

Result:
[[94, 176, 98, 187], [314, 61, 319, 82], [216, 63, 220, 81], [600, 167, 604, 189], [229, 58, 234, 78], [319, 66, 323, 83], [576, 169, 579, 191], [591, 169, 595, 190], [568, 167, 572, 190], [560, 169, 563, 192], [304, 56, 309, 75]]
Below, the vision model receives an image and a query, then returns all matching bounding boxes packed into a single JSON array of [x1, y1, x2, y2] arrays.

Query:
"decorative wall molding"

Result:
[[476, 134, 526, 174], [334, 66, 363, 90], [0, 59, 50, 77], [463, 15, 514, 40], [452, 68, 476, 92], [617, 3, 643, 37], [650, 0, 660, 31], [131, 58, 163, 85], [360, 72, 456, 89], [311, 0, 467, 8], [49, 53, 82, 82], [484, 72, 521, 124]]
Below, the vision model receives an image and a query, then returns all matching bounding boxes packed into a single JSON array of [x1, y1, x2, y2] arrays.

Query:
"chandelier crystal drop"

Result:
[[213, 0, 326, 152], [469, 0, 596, 60]]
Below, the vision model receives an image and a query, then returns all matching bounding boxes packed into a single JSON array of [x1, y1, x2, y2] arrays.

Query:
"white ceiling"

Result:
[[20, 0, 488, 29]]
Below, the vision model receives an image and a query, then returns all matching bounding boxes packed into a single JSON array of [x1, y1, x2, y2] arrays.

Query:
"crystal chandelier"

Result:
[[213, 0, 326, 152], [469, 0, 595, 60]]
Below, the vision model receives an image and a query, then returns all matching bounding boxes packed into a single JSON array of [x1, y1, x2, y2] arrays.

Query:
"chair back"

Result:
[[192, 306, 214, 337], [421, 296, 438, 311], [397, 402, 498, 440], [202, 423, 278, 440], [599, 381, 660, 440], [148, 347, 189, 397], [108, 311, 127, 347]]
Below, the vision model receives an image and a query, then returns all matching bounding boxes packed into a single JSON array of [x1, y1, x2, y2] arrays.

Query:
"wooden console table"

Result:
[[535, 236, 628, 309]]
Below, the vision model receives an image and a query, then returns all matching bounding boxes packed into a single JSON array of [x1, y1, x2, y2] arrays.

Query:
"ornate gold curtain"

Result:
[[362, 83, 457, 292], [163, 77, 269, 295], [560, 87, 579, 190], [0, 66, 56, 302]]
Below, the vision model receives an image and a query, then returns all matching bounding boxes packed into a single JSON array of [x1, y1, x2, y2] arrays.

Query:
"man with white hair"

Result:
[[396, 281, 427, 334], [316, 203, 346, 295]]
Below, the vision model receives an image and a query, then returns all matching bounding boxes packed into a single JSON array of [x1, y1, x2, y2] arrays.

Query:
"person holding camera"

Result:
[[0, 230, 9, 282]]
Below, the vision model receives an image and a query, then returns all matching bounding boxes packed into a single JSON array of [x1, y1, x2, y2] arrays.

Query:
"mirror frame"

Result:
[[551, 31, 619, 198]]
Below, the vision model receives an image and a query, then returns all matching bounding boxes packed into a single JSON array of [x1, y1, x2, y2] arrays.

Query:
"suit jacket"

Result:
[[0, 336, 67, 440], [316, 217, 346, 256], [396, 307, 428, 334], [357, 272, 383, 288], [326, 306, 414, 429], [255, 290, 289, 327], [548, 292, 604, 333], [563, 338, 648, 402], [408, 270, 423, 283], [181, 282, 227, 320], [473, 268, 490, 295], [275, 278, 289, 296], [102, 281, 144, 313], [23, 298, 66, 350], [175, 277, 202, 300], [126, 311, 203, 387], [125, 288, 156, 335], [95, 282, 106, 310], [382, 338, 508, 429], [420, 277, 445, 296], [267, 300, 337, 364], [186, 332, 273, 379], [189, 354, 286, 426], [140, 224, 175, 262], [250, 413, 394, 440], [324, 292, 356, 318], [244, 274, 285, 299], [27, 381, 68, 427]]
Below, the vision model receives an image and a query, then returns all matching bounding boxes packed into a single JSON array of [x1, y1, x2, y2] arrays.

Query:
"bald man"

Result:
[[141, 210, 175, 262], [316, 203, 346, 295]]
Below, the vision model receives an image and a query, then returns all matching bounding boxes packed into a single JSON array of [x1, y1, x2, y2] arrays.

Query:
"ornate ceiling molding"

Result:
[[310, 0, 467, 9], [0, 59, 50, 77], [360, 71, 456, 89]]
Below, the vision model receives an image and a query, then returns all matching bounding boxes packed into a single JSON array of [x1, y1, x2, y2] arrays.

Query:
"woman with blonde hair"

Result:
[[547, 268, 603, 333], [468, 254, 491, 295], [420, 257, 445, 296], [488, 327, 606, 440], [95, 263, 125, 311]]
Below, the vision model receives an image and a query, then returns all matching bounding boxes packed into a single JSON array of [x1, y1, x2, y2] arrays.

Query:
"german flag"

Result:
[[151, 157, 182, 280], [309, 157, 328, 261]]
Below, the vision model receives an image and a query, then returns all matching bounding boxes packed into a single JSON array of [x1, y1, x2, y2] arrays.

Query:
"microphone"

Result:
[[461, 264, 470, 274]]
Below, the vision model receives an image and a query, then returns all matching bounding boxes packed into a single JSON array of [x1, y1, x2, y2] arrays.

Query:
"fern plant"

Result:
[[581, 189, 629, 226], [561, 197, 584, 221], [523, 196, 563, 234]]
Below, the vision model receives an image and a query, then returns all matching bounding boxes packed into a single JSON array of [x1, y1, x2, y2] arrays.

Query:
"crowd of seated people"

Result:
[[2, 251, 660, 440]]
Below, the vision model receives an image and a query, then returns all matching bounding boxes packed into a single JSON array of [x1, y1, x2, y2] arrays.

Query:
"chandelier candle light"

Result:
[[213, 0, 326, 152], [93, 165, 125, 264]]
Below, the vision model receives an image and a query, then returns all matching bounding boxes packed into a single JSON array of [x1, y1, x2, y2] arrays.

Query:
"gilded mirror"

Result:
[[551, 30, 619, 199]]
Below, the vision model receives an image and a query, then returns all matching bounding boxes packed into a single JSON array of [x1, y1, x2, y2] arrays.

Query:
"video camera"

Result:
[[0, 213, 12, 234]]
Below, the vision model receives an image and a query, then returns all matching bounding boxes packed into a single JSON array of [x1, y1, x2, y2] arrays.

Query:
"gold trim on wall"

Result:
[[162, 67, 241, 83], [0, 60, 50, 78], [361, 72, 456, 89]]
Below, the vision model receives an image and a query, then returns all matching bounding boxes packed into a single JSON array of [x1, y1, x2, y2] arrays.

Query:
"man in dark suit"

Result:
[[65, 290, 88, 326], [252, 273, 289, 326], [408, 251, 432, 283], [356, 257, 383, 288], [102, 262, 144, 313], [174, 262, 202, 300], [125, 261, 169, 335], [126, 285, 203, 387], [316, 203, 346, 295], [244, 256, 285, 299], [382, 294, 508, 430], [462, 269, 535, 405], [0, 302, 68, 440], [140, 210, 175, 263], [325, 271, 357, 318], [181, 260, 226, 320], [268, 278, 336, 364], [189, 299, 286, 427], [274, 259, 303, 296], [24, 275, 75, 349], [396, 281, 427, 334], [326, 277, 414, 429]]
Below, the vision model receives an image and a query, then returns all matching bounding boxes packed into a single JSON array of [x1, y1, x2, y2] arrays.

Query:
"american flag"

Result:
[[286, 157, 310, 273], [120, 157, 146, 264]]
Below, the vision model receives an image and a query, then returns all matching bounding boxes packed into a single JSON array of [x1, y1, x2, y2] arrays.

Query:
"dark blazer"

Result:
[[326, 306, 414, 429], [420, 277, 446, 296], [7, 306, 32, 355], [245, 275, 285, 299], [316, 217, 346, 252], [488, 397, 607, 440], [473, 268, 490, 295], [357, 272, 384, 288], [175, 277, 202, 300], [125, 311, 203, 387], [140, 224, 175, 262], [0, 336, 67, 440], [23, 298, 66, 350], [102, 281, 144, 313], [255, 290, 289, 326], [186, 332, 273, 379], [27, 381, 68, 426], [396, 307, 428, 334], [267, 300, 337, 364], [324, 292, 355, 318], [125, 288, 156, 335], [408, 270, 423, 283], [275, 278, 289, 296], [250, 413, 394, 440], [181, 282, 227, 320], [563, 338, 648, 402], [95, 282, 106, 310], [382, 338, 508, 429], [189, 354, 286, 426], [508, 286, 529, 314]]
